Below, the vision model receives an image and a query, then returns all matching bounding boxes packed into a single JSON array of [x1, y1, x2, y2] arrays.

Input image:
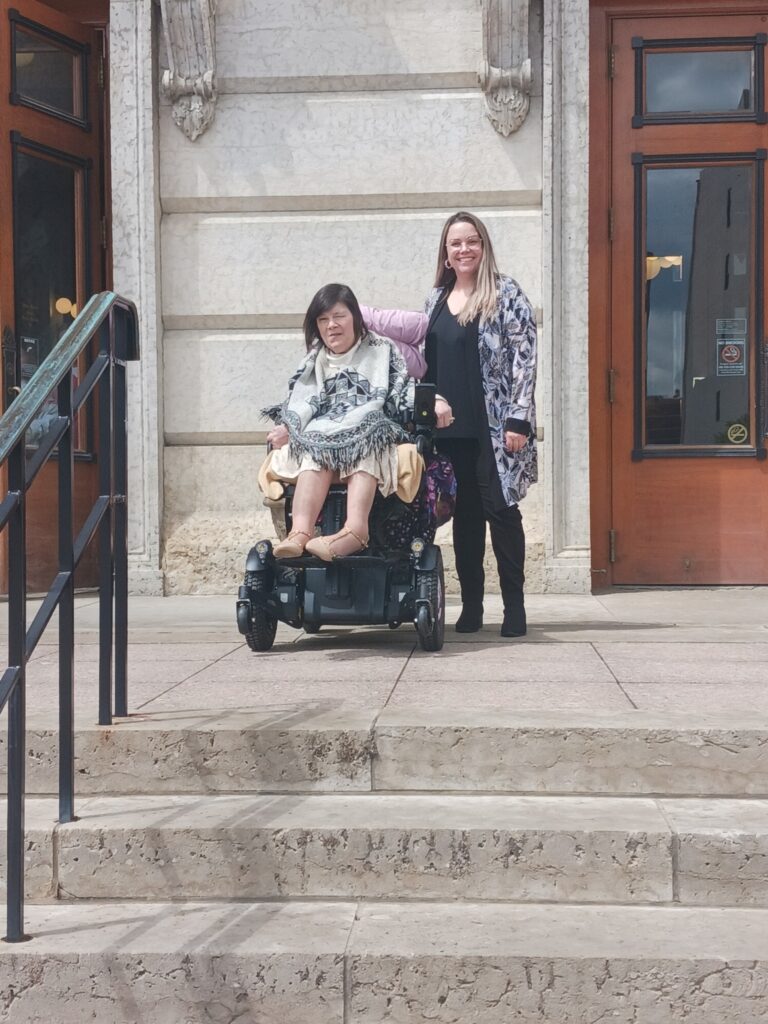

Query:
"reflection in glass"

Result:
[[644, 165, 752, 446], [14, 151, 78, 446], [14, 25, 82, 119], [646, 50, 753, 115]]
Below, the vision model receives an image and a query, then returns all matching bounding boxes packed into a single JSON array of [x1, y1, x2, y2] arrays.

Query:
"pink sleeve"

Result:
[[360, 304, 428, 380]]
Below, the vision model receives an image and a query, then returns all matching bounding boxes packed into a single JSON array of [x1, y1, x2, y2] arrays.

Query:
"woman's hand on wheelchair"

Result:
[[435, 398, 454, 429], [267, 424, 290, 449]]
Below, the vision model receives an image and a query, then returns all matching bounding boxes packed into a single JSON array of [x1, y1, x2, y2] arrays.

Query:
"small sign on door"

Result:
[[717, 338, 747, 377], [716, 318, 747, 336]]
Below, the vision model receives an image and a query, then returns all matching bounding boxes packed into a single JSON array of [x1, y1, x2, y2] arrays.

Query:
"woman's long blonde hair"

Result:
[[433, 211, 500, 325]]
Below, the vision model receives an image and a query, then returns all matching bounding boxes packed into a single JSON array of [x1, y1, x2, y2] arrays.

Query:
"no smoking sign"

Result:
[[717, 338, 746, 376]]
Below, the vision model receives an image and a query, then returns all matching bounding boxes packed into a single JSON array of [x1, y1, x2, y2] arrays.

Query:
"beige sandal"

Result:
[[305, 527, 368, 562], [273, 530, 312, 559]]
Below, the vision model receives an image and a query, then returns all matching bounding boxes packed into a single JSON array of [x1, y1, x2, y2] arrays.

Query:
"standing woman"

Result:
[[363, 211, 537, 636]]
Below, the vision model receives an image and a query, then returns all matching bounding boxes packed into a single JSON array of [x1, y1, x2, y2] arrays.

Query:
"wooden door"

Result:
[[591, 2, 768, 584], [0, 0, 104, 591]]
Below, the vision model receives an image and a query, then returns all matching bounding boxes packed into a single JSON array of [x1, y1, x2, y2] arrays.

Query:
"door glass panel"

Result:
[[14, 149, 83, 448], [644, 164, 753, 447], [645, 49, 754, 115], [13, 23, 85, 121]]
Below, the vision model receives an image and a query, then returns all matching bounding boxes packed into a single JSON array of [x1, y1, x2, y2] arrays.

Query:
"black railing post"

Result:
[[113, 310, 129, 718], [97, 318, 113, 727], [58, 370, 76, 824], [5, 439, 27, 942]]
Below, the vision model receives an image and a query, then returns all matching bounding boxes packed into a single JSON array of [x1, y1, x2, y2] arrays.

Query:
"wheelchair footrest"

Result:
[[302, 561, 393, 626]]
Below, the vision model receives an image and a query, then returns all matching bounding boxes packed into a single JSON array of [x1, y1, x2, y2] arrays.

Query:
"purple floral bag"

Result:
[[369, 452, 456, 551], [424, 452, 457, 529]]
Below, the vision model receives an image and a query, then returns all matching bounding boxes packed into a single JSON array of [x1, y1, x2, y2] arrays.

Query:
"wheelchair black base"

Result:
[[236, 539, 445, 652]]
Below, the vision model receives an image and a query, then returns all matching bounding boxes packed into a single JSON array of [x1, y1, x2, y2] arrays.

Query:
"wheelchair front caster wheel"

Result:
[[303, 622, 321, 634], [388, 621, 401, 630]]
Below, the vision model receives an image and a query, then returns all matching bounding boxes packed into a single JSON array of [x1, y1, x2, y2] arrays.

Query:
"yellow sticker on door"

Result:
[[727, 423, 749, 444]]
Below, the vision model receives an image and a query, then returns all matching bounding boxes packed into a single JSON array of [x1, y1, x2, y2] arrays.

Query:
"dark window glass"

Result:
[[644, 165, 753, 447], [13, 25, 84, 120], [14, 150, 80, 447], [645, 50, 754, 116]]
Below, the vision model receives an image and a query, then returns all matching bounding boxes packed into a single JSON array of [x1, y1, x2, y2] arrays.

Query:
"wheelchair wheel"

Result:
[[244, 570, 277, 652], [303, 622, 321, 634], [415, 549, 445, 652]]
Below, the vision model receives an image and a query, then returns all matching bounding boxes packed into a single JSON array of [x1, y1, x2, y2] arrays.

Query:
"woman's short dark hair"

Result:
[[303, 283, 367, 351]]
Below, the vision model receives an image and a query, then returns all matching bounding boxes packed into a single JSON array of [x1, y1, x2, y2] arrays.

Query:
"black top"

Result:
[[424, 300, 486, 439]]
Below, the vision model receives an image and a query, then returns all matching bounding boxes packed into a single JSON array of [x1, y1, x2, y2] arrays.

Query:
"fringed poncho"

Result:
[[263, 332, 412, 476]]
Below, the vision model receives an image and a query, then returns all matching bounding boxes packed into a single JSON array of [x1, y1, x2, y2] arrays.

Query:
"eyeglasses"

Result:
[[317, 311, 350, 324], [447, 237, 483, 251]]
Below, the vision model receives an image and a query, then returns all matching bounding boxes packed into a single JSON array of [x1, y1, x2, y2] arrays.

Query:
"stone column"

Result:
[[541, 0, 591, 592], [109, 0, 164, 594]]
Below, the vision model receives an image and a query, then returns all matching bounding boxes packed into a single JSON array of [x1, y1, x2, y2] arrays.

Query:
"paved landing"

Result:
[[3, 589, 767, 718]]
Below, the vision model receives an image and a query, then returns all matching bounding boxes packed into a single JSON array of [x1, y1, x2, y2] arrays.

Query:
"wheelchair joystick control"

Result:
[[413, 382, 437, 429]]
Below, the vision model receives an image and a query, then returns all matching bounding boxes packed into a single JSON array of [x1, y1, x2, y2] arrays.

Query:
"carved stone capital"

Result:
[[480, 0, 532, 136], [159, 0, 217, 141]]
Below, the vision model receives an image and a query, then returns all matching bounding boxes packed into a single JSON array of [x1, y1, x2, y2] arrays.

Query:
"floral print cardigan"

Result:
[[361, 274, 537, 506]]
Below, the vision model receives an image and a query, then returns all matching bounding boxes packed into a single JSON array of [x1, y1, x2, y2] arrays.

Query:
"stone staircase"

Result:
[[1, 707, 768, 1022]]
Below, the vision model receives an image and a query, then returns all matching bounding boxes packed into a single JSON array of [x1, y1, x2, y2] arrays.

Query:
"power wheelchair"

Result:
[[236, 384, 448, 653]]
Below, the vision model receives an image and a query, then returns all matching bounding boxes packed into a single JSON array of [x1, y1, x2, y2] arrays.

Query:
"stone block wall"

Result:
[[158, 0, 545, 594]]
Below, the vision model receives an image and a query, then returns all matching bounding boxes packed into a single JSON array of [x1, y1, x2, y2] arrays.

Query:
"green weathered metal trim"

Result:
[[0, 291, 139, 465]]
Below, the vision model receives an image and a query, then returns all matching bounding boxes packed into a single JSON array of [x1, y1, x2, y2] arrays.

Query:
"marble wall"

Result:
[[149, 0, 587, 594]]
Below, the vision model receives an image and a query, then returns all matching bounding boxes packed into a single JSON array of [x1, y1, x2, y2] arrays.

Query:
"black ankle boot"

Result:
[[500, 606, 526, 638], [455, 604, 484, 633]]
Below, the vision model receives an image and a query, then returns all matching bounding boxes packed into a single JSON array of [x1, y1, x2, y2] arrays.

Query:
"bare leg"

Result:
[[274, 469, 333, 557], [304, 470, 377, 560], [290, 468, 333, 537], [329, 470, 376, 555], [345, 471, 377, 535]]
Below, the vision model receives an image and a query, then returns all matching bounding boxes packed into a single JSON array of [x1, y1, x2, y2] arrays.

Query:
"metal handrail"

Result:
[[0, 293, 138, 464], [0, 290, 139, 942]]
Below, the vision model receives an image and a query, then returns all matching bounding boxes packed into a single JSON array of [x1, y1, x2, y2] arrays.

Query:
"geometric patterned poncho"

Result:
[[263, 331, 411, 476]]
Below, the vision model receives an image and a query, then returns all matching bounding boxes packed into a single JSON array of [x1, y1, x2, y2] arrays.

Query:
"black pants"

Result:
[[437, 439, 525, 612]]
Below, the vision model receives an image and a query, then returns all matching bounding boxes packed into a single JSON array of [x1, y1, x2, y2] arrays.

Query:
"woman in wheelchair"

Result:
[[263, 283, 414, 561]]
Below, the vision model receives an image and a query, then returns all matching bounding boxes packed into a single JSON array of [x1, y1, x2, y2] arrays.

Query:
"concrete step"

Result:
[[1, 900, 767, 1022], [0, 900, 353, 1024], [348, 902, 768, 1023], [373, 708, 768, 797], [3, 707, 768, 797], [1, 709, 376, 795], [8, 794, 768, 906]]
